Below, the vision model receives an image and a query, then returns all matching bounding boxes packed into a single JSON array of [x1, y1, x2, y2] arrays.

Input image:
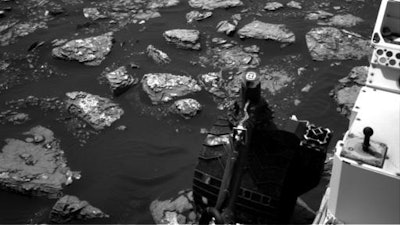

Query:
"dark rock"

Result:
[[305, 27, 370, 61], [319, 14, 364, 27], [238, 20, 295, 43], [163, 29, 201, 50], [83, 8, 108, 20], [264, 2, 284, 11], [104, 66, 137, 96], [52, 32, 114, 66], [286, 1, 302, 9], [146, 45, 171, 64], [198, 72, 226, 98], [331, 66, 368, 117], [186, 10, 212, 23], [216, 20, 236, 35], [47, 2, 65, 16], [188, 0, 243, 10], [169, 98, 202, 119], [141, 73, 201, 104], [50, 195, 109, 223], [65, 91, 124, 130], [0, 126, 80, 198]]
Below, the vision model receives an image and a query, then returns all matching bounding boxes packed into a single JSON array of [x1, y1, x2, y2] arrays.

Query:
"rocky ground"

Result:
[[0, 0, 379, 223]]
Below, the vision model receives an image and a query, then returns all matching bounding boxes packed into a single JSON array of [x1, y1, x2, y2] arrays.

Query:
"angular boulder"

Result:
[[188, 0, 243, 10], [238, 20, 295, 43], [65, 92, 124, 130], [50, 195, 109, 223], [141, 73, 201, 104], [331, 66, 368, 117], [146, 45, 171, 64], [0, 126, 80, 198], [305, 27, 370, 61], [104, 66, 137, 96], [52, 32, 114, 66], [163, 29, 201, 50], [170, 98, 202, 119], [216, 20, 236, 35]]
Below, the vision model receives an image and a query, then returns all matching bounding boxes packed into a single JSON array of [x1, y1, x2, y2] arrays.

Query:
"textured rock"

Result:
[[0, 20, 47, 46], [198, 72, 226, 98], [216, 20, 236, 35], [264, 2, 284, 11], [306, 27, 370, 61], [188, 0, 243, 10], [199, 44, 260, 70], [0, 126, 80, 198], [83, 8, 108, 20], [147, 0, 180, 9], [50, 195, 109, 223], [321, 14, 364, 27], [186, 10, 212, 23], [65, 92, 124, 130], [238, 20, 295, 43], [52, 32, 114, 66], [104, 66, 137, 96], [259, 67, 294, 95], [331, 66, 368, 117], [163, 29, 201, 50], [146, 45, 171, 64], [286, 0, 302, 9], [141, 73, 201, 104], [150, 190, 197, 224], [170, 98, 202, 119], [0, 111, 30, 125]]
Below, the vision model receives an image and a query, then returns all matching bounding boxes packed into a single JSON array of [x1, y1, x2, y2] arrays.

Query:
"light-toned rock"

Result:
[[141, 73, 201, 104], [188, 0, 243, 10], [163, 29, 201, 50], [238, 20, 295, 43]]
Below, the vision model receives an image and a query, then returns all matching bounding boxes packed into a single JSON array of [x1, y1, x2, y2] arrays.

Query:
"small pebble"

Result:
[[34, 135, 45, 143], [25, 137, 34, 143]]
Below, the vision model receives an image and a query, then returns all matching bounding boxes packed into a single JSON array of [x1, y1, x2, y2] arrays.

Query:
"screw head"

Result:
[[363, 127, 374, 137]]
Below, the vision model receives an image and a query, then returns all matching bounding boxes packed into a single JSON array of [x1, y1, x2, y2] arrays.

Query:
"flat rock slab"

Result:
[[238, 20, 296, 43], [188, 0, 243, 10], [306, 27, 370, 61], [65, 91, 124, 130], [198, 72, 226, 98], [104, 66, 137, 96], [0, 126, 79, 198], [169, 98, 202, 119], [50, 195, 109, 223], [52, 32, 114, 66], [142, 73, 201, 104], [163, 29, 201, 50]]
